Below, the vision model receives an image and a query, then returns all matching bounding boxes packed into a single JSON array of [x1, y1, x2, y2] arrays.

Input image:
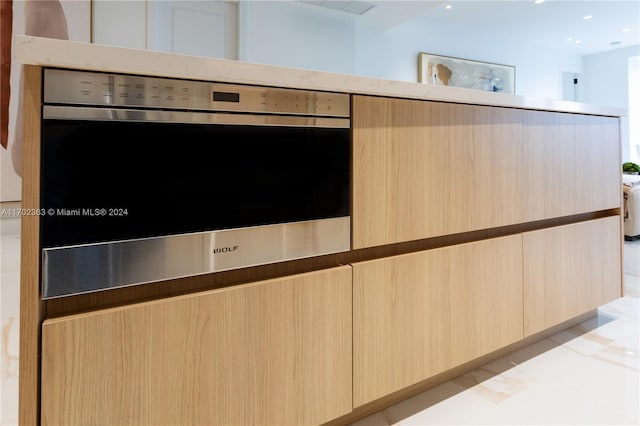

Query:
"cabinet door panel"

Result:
[[353, 235, 523, 406], [523, 217, 622, 336], [523, 111, 620, 220], [352, 95, 523, 249], [41, 267, 352, 426]]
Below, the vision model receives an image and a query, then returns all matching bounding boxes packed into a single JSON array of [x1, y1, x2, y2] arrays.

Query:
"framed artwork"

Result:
[[418, 53, 515, 94]]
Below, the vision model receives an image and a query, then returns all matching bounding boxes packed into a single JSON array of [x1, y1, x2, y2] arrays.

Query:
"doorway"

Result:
[[148, 1, 238, 60]]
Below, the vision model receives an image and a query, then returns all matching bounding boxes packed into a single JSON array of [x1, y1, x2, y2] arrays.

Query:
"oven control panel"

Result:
[[43, 68, 350, 117]]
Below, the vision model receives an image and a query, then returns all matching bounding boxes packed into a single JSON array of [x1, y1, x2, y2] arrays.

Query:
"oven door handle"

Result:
[[43, 106, 350, 129]]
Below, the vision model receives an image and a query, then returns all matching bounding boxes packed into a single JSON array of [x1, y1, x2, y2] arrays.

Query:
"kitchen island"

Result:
[[14, 35, 624, 425]]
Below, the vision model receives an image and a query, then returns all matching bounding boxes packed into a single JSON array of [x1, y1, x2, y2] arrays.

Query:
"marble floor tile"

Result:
[[623, 240, 640, 276], [397, 379, 632, 425], [514, 345, 639, 420], [624, 239, 640, 298], [1, 218, 21, 426], [624, 273, 640, 297]]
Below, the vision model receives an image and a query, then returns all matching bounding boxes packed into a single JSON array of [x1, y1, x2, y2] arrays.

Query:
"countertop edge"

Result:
[[13, 35, 627, 117]]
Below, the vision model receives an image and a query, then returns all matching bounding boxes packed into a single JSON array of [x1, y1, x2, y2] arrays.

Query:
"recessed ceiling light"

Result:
[[575, 40, 582, 44], [534, 0, 544, 4], [622, 28, 631, 32], [445, 4, 452, 9], [566, 37, 573, 41], [583, 15, 593, 20]]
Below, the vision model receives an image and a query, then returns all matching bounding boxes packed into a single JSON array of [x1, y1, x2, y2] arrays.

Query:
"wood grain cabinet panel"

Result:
[[352, 235, 523, 407], [41, 266, 352, 426], [352, 95, 523, 249], [523, 216, 622, 336], [522, 111, 620, 221], [19, 65, 44, 426]]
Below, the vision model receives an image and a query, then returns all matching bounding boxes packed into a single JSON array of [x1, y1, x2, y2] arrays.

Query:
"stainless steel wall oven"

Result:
[[41, 69, 351, 298]]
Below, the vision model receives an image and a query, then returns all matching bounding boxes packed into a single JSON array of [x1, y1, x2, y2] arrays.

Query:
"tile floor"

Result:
[[1, 217, 20, 426], [1, 218, 639, 426]]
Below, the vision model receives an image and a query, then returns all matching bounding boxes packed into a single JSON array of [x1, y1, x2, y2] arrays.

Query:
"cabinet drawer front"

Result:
[[352, 95, 523, 248], [523, 112, 621, 220], [523, 216, 622, 336], [353, 235, 523, 406], [42, 266, 352, 426]]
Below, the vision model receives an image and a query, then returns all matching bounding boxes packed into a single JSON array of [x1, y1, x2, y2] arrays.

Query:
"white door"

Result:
[[148, 1, 237, 60]]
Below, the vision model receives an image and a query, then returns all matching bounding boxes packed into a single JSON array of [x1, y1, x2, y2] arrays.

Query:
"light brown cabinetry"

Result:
[[352, 96, 622, 250], [352, 235, 523, 407], [352, 96, 523, 249], [523, 216, 622, 336], [522, 111, 620, 221], [29, 90, 623, 426], [41, 266, 352, 426]]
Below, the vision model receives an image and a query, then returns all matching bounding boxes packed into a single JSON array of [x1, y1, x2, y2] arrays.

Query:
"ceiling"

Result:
[[305, 1, 640, 56]]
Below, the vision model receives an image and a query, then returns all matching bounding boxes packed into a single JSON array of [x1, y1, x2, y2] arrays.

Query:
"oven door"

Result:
[[41, 107, 351, 298]]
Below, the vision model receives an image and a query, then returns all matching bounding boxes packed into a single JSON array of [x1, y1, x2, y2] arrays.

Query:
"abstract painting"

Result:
[[418, 53, 515, 94]]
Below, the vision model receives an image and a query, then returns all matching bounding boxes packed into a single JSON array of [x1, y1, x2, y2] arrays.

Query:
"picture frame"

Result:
[[418, 52, 515, 94]]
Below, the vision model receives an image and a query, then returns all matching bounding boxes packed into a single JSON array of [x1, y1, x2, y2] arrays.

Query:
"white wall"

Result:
[[583, 45, 640, 163], [583, 45, 639, 108], [239, 1, 356, 75], [237, 2, 582, 99], [237, 2, 584, 99], [355, 17, 583, 99]]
